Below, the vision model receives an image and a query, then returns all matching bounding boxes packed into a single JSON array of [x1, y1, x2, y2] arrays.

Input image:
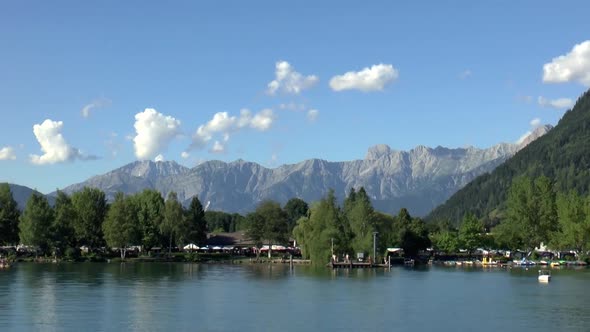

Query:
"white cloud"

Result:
[[209, 141, 225, 154], [459, 70, 472, 79], [181, 151, 190, 159], [530, 118, 541, 127], [330, 64, 398, 92], [154, 154, 165, 162], [538, 96, 574, 109], [30, 119, 90, 165], [191, 109, 275, 152], [250, 109, 274, 131], [81, 97, 111, 118], [279, 103, 306, 111], [307, 109, 319, 122], [133, 108, 181, 160], [543, 40, 590, 86], [267, 61, 318, 95], [0, 146, 16, 160]]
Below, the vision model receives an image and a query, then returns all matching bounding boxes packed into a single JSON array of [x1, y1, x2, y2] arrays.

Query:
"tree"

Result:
[[283, 198, 309, 232], [346, 187, 377, 257], [534, 176, 558, 246], [430, 231, 459, 254], [19, 193, 54, 254], [458, 213, 484, 256], [186, 196, 208, 246], [247, 200, 289, 258], [161, 192, 185, 256], [504, 176, 557, 254], [293, 190, 350, 265], [103, 193, 140, 259], [0, 183, 20, 245], [134, 190, 164, 253], [71, 187, 107, 250], [389, 208, 430, 257], [246, 212, 265, 259], [205, 211, 245, 233], [51, 191, 77, 257], [551, 191, 589, 253]]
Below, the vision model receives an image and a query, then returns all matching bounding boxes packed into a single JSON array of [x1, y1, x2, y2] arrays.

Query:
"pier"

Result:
[[329, 260, 391, 269]]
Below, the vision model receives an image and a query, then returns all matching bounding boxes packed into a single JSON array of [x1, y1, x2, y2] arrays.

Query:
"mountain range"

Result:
[[42, 125, 551, 216]]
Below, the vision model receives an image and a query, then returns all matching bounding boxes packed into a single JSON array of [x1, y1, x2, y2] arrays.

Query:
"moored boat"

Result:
[[538, 270, 551, 283]]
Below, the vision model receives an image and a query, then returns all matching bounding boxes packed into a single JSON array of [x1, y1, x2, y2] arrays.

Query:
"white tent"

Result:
[[183, 243, 198, 251]]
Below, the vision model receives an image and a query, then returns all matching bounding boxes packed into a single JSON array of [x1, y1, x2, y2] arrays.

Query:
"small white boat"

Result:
[[538, 270, 551, 283]]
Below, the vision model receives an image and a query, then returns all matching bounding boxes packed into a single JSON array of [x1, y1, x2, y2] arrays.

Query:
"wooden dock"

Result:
[[330, 261, 390, 269]]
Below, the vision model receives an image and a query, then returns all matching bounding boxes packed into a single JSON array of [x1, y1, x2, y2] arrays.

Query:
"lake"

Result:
[[1, 263, 589, 331]]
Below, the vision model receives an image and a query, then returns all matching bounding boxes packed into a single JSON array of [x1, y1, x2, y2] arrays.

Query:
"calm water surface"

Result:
[[1, 263, 589, 331]]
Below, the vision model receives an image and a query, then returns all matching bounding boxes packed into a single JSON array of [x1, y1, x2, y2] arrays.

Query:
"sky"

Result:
[[1, 1, 590, 194]]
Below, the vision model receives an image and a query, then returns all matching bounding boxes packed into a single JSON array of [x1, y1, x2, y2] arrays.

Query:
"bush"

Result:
[[64, 247, 81, 261]]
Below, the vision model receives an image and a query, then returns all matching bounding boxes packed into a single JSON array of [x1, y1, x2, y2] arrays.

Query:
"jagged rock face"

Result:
[[57, 129, 551, 216]]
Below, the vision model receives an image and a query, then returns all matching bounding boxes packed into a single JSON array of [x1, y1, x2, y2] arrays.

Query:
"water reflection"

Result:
[[2, 263, 590, 332]]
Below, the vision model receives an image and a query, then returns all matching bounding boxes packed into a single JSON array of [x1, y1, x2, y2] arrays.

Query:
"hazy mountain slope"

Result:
[[3, 183, 55, 210]]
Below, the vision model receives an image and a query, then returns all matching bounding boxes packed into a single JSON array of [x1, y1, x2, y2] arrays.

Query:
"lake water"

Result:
[[1, 263, 589, 332]]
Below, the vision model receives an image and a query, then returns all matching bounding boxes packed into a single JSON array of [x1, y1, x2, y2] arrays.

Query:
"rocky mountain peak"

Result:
[[365, 144, 393, 160], [518, 124, 554, 149]]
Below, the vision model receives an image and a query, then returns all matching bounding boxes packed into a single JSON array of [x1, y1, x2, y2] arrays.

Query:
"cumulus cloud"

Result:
[[538, 96, 574, 109], [181, 151, 190, 159], [307, 109, 319, 122], [30, 119, 92, 164], [530, 118, 541, 127], [191, 109, 275, 151], [0, 146, 16, 160], [133, 108, 181, 160], [267, 61, 318, 95], [154, 154, 165, 162], [81, 97, 112, 118], [330, 64, 398, 92], [209, 141, 225, 154], [250, 109, 274, 130], [543, 40, 590, 86]]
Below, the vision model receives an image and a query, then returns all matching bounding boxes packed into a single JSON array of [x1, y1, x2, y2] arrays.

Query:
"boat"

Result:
[[482, 256, 498, 266], [538, 270, 551, 283], [513, 258, 536, 266], [404, 258, 415, 266], [550, 261, 560, 268]]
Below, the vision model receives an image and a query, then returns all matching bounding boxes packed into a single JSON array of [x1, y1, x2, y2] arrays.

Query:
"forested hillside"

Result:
[[427, 88, 590, 225]]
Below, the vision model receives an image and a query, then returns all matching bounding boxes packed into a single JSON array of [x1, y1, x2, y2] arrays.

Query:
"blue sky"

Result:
[[1, 1, 589, 193]]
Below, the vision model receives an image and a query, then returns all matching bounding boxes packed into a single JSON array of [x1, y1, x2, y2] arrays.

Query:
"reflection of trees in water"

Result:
[[244, 263, 293, 280], [0, 267, 17, 316]]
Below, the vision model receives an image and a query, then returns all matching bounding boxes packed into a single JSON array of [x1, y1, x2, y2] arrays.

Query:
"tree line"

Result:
[[0, 185, 208, 259], [0, 184, 433, 264], [429, 176, 590, 259], [0, 184, 313, 260], [293, 188, 430, 264]]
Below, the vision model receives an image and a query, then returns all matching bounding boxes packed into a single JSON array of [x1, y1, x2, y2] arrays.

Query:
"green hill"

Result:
[[427, 88, 590, 225]]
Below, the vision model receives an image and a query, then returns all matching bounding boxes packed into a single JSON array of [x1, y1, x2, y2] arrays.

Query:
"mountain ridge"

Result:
[[54, 131, 551, 216]]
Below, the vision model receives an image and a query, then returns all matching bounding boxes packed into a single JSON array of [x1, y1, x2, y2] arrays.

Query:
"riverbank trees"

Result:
[[293, 189, 431, 265], [0, 183, 20, 245]]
